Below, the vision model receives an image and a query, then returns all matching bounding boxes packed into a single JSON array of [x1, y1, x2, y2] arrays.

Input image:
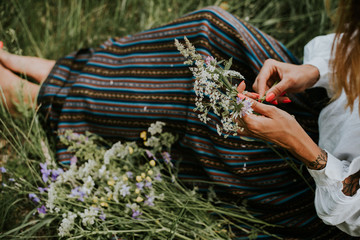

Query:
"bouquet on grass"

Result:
[[1, 121, 278, 239]]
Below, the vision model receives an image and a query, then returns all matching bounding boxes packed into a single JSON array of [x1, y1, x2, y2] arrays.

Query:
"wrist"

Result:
[[289, 132, 327, 169], [303, 64, 320, 87]]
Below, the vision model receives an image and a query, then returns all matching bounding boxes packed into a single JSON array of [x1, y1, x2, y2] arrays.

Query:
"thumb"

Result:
[[266, 80, 290, 102], [247, 99, 276, 117]]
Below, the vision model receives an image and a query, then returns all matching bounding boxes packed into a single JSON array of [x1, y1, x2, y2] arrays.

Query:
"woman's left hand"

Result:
[[238, 100, 327, 169]]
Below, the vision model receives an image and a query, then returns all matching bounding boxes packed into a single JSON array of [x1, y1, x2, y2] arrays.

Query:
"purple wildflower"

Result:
[[136, 182, 144, 190], [144, 195, 155, 206], [9, 178, 15, 182], [132, 209, 142, 219], [29, 193, 40, 203], [154, 173, 162, 181], [145, 150, 156, 160], [161, 152, 173, 167], [239, 99, 253, 118], [99, 212, 106, 221], [144, 181, 152, 188], [69, 187, 87, 202], [126, 171, 133, 179], [0, 166, 6, 173], [37, 205, 47, 214], [51, 168, 64, 181], [70, 155, 78, 165], [40, 163, 51, 183], [120, 184, 131, 197]]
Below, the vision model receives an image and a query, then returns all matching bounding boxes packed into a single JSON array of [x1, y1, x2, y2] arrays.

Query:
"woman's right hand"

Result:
[[252, 59, 320, 102]]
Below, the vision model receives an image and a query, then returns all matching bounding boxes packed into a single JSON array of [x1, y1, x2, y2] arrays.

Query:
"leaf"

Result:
[[224, 57, 233, 71]]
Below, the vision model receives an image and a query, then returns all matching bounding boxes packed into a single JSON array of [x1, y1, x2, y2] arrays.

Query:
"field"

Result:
[[0, 0, 337, 239]]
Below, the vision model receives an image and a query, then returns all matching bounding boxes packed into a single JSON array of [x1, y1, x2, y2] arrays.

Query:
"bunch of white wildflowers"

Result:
[[175, 37, 253, 137], [16, 121, 274, 239]]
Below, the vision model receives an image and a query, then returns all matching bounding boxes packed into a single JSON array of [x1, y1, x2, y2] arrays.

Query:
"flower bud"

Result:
[[149, 160, 156, 167]]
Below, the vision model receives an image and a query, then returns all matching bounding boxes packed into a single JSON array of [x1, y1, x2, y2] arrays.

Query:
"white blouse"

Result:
[[304, 33, 360, 236]]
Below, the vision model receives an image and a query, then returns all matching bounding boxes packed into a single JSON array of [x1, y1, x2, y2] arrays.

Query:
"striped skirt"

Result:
[[38, 6, 349, 239]]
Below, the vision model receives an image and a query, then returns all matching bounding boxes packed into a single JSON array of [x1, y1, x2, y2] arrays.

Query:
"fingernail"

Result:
[[251, 92, 260, 98], [282, 98, 292, 104], [0, 41, 3, 49], [237, 93, 246, 100], [237, 80, 246, 93], [265, 92, 275, 102], [271, 100, 278, 105], [280, 92, 286, 96]]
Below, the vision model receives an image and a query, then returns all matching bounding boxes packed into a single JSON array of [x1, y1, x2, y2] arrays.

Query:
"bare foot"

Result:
[[0, 49, 55, 84], [0, 64, 40, 114]]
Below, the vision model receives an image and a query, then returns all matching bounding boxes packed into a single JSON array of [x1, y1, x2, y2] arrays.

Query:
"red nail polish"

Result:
[[271, 100, 278, 105], [266, 92, 275, 102], [280, 92, 286, 96], [0, 41, 3, 49], [282, 99, 292, 104]]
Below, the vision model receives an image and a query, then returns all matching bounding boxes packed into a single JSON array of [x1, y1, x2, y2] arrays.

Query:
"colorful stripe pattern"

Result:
[[38, 6, 346, 239]]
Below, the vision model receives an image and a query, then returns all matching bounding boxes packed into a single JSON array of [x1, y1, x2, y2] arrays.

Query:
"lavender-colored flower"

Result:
[[40, 163, 51, 183], [144, 181, 152, 188], [0, 166, 6, 173], [205, 56, 215, 66], [69, 187, 87, 202], [38, 187, 48, 193], [136, 182, 144, 190], [9, 178, 15, 182], [70, 155, 78, 165], [126, 171, 133, 179], [154, 173, 162, 181], [161, 152, 173, 167], [144, 195, 155, 206], [99, 212, 106, 221], [51, 168, 64, 181], [37, 205, 47, 214], [132, 209, 142, 219], [145, 150, 156, 160], [239, 99, 253, 118], [120, 184, 131, 197], [29, 193, 40, 203]]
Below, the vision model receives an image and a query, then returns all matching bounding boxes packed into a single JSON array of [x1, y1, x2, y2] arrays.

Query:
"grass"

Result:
[[0, 0, 337, 59], [0, 0, 338, 238]]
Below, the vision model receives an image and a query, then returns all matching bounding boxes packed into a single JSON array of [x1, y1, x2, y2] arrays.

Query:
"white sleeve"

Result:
[[303, 33, 335, 97], [307, 152, 360, 236]]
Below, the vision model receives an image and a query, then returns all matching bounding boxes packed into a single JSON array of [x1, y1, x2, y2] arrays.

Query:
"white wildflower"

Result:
[[46, 183, 57, 213], [147, 121, 165, 135], [58, 211, 77, 237], [98, 165, 106, 177], [81, 176, 95, 195], [78, 206, 99, 226]]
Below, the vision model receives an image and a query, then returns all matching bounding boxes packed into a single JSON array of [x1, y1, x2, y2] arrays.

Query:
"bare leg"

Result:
[[0, 49, 55, 84], [0, 64, 39, 113]]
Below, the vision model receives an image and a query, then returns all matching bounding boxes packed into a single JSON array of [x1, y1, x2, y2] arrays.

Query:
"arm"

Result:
[[240, 100, 360, 236]]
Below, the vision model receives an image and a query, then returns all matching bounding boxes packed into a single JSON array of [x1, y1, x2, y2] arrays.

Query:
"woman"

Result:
[[0, 1, 358, 238]]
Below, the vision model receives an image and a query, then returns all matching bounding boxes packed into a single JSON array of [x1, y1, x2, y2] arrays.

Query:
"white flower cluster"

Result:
[[175, 37, 253, 137], [58, 211, 77, 237], [32, 122, 176, 237]]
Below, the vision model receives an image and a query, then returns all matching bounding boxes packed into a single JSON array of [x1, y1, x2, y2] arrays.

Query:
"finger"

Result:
[[247, 99, 278, 117], [237, 80, 246, 93], [278, 96, 291, 104], [253, 60, 276, 97], [244, 91, 259, 100], [265, 79, 291, 102]]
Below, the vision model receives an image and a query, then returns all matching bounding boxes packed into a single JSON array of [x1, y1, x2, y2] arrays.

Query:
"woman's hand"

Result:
[[239, 100, 327, 170], [253, 59, 320, 102]]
